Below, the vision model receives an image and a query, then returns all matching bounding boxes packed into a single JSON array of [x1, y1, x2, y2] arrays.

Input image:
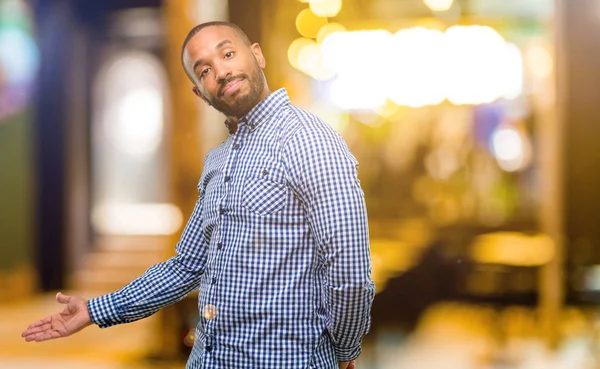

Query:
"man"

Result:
[[22, 21, 375, 369]]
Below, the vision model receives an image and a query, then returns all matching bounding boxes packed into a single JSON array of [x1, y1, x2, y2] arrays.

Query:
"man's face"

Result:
[[183, 26, 266, 118]]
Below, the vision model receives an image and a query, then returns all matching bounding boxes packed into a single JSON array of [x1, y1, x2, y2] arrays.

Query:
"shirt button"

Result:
[[219, 207, 227, 215], [233, 143, 240, 149], [212, 278, 217, 285], [217, 242, 223, 249], [205, 345, 212, 353], [224, 176, 231, 182]]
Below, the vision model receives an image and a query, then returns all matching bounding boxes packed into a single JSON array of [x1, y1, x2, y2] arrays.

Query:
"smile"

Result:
[[221, 79, 244, 96]]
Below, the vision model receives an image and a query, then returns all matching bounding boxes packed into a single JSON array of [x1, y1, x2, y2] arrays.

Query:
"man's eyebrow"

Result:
[[216, 39, 233, 49], [192, 40, 234, 73]]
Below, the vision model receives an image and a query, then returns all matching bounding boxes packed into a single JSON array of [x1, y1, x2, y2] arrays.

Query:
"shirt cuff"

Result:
[[335, 345, 362, 362], [87, 293, 122, 328]]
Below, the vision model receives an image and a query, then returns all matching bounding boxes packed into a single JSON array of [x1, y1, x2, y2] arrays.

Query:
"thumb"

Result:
[[56, 292, 71, 304]]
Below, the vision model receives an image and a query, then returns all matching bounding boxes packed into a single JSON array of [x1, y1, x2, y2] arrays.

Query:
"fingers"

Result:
[[22, 322, 52, 336], [36, 330, 62, 342], [56, 292, 71, 304], [23, 330, 62, 342], [24, 316, 51, 331], [22, 317, 52, 336], [22, 319, 66, 342]]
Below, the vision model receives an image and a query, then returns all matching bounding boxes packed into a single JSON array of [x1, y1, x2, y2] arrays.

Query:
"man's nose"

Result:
[[214, 62, 231, 82]]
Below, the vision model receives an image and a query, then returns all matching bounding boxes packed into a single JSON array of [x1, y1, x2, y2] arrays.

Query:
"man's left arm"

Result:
[[283, 123, 375, 363]]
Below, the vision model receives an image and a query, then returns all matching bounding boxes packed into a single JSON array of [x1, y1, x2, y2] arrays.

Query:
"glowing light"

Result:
[[0, 0, 39, 119], [491, 125, 531, 172], [97, 52, 167, 157], [203, 304, 218, 320], [423, 0, 454, 11], [288, 37, 314, 70], [443, 25, 515, 105], [297, 41, 335, 81], [374, 100, 400, 118], [183, 328, 195, 347], [297, 41, 320, 72], [352, 112, 383, 126], [322, 30, 391, 110], [295, 8, 327, 39], [299, 25, 524, 108], [471, 232, 555, 266], [0, 28, 39, 85], [492, 128, 522, 160], [526, 44, 553, 79], [502, 43, 524, 100], [321, 30, 392, 75], [388, 27, 446, 107], [316, 22, 346, 44], [92, 203, 183, 235], [309, 0, 342, 17], [330, 77, 387, 111], [113, 88, 164, 157]]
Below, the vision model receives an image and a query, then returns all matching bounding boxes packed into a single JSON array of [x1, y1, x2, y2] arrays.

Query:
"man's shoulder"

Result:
[[282, 104, 341, 145]]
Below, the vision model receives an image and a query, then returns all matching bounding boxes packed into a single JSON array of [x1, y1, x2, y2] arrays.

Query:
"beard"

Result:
[[205, 61, 265, 118]]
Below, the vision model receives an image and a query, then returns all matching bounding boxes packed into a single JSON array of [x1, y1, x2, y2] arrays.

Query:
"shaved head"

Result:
[[181, 21, 251, 82], [181, 21, 269, 119]]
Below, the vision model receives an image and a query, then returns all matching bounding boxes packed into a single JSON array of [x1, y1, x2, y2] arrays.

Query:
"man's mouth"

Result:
[[220, 78, 244, 97]]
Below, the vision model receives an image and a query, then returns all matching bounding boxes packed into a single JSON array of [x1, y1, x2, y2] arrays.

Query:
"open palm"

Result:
[[21, 292, 92, 342]]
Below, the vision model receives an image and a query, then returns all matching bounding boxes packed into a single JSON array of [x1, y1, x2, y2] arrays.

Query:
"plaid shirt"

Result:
[[88, 89, 375, 368]]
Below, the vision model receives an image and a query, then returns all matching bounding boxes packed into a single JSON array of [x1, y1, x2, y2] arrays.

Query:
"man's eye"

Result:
[[200, 68, 210, 78], [225, 51, 234, 59]]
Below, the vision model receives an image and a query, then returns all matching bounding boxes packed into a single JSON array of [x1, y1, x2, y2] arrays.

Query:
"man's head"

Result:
[[181, 22, 269, 119]]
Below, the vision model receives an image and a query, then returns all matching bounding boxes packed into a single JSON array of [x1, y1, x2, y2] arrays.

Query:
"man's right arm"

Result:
[[88, 194, 208, 327]]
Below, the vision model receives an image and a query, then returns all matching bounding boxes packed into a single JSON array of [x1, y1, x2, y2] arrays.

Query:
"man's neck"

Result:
[[226, 86, 272, 134], [226, 116, 239, 134]]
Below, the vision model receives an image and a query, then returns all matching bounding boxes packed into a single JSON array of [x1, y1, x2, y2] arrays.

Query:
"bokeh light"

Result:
[[287, 37, 315, 70], [316, 22, 346, 44], [303, 25, 524, 109], [443, 25, 517, 105], [423, 0, 454, 12], [309, 0, 342, 18], [295, 8, 327, 39], [115, 88, 164, 157], [491, 125, 531, 172], [388, 27, 446, 107], [526, 43, 553, 79], [0, 28, 39, 85], [203, 304, 218, 320], [0, 0, 39, 120]]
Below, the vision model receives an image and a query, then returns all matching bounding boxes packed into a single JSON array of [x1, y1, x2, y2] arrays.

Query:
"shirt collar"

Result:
[[224, 88, 290, 134]]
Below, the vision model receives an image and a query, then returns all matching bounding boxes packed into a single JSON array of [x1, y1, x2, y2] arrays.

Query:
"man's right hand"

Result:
[[21, 292, 92, 342], [339, 361, 355, 369]]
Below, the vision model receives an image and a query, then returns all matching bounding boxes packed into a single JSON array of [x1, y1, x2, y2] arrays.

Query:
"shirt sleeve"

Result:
[[87, 192, 208, 328], [283, 120, 375, 362]]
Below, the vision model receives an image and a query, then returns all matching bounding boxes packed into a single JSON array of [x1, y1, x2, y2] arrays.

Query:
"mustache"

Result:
[[218, 75, 248, 97]]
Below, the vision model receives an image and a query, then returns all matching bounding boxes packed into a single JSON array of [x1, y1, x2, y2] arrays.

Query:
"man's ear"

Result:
[[251, 43, 266, 69], [193, 86, 212, 106]]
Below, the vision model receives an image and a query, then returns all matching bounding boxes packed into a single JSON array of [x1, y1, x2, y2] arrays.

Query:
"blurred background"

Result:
[[1, 0, 600, 367]]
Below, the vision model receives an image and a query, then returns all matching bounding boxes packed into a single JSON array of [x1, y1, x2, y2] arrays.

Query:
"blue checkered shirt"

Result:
[[88, 89, 375, 368]]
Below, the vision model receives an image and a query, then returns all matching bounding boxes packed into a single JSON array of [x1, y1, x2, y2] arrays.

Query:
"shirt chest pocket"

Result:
[[242, 165, 288, 216]]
